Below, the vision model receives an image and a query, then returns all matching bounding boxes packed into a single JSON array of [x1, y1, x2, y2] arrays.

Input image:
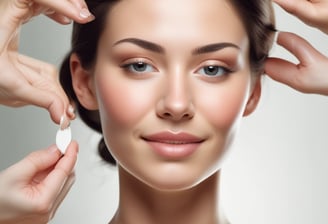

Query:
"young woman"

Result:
[[1, 0, 328, 223], [60, 0, 275, 223]]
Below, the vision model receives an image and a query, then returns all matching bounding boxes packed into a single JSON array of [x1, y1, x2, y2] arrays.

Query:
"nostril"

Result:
[[163, 112, 171, 117], [160, 111, 193, 121], [156, 97, 195, 121], [182, 113, 192, 119]]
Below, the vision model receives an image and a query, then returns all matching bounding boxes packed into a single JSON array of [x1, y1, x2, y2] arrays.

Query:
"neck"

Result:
[[110, 166, 227, 224]]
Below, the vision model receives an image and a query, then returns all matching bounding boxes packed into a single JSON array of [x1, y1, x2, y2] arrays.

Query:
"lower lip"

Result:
[[145, 141, 201, 159]]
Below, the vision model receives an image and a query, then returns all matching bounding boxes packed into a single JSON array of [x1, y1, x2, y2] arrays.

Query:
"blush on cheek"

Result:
[[199, 83, 249, 131], [95, 74, 157, 128]]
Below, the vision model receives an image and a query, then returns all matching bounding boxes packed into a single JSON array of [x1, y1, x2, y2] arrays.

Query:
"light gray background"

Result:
[[1, 4, 328, 224]]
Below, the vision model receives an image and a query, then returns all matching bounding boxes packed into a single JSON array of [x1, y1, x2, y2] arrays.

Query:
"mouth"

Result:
[[141, 131, 205, 159]]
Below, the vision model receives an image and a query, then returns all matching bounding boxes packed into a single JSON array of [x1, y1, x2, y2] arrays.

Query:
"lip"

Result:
[[142, 131, 204, 159]]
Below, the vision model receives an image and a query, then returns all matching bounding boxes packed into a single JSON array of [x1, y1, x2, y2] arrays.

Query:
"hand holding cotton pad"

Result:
[[56, 116, 72, 154]]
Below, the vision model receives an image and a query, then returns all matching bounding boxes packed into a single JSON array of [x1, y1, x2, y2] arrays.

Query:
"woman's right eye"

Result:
[[121, 61, 157, 74]]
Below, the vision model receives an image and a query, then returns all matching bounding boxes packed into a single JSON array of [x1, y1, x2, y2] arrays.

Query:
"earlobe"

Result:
[[70, 54, 99, 110], [243, 77, 262, 117]]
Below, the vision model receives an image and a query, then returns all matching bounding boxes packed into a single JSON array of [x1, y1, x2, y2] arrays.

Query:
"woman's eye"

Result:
[[122, 61, 156, 73], [196, 65, 230, 77]]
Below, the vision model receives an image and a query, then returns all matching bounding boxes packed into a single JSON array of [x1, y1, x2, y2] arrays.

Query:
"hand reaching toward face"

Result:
[[0, 0, 94, 124], [273, 0, 328, 34], [265, 32, 328, 95], [0, 142, 78, 224], [268, 0, 328, 95]]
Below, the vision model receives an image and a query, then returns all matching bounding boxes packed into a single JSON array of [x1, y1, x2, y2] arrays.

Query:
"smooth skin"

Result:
[[71, 0, 260, 223], [265, 0, 328, 95], [0, 0, 327, 224], [0, 0, 93, 223]]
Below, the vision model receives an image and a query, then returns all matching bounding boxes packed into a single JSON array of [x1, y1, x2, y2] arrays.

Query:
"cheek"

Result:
[[94, 71, 157, 129], [196, 76, 250, 131]]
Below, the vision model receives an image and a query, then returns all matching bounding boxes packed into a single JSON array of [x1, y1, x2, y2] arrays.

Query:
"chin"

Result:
[[131, 162, 221, 192]]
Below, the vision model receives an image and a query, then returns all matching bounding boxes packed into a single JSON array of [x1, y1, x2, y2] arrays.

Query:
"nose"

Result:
[[156, 71, 195, 122]]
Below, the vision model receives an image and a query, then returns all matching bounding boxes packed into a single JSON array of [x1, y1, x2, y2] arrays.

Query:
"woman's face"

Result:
[[78, 0, 260, 191]]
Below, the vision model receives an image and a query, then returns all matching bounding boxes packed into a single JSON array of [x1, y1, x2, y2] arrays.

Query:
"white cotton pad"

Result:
[[56, 126, 72, 154]]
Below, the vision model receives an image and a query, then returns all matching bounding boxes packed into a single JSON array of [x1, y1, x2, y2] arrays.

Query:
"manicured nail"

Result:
[[60, 115, 70, 130], [68, 105, 75, 118], [44, 9, 55, 15], [80, 8, 92, 19], [274, 31, 280, 43], [62, 16, 72, 24]]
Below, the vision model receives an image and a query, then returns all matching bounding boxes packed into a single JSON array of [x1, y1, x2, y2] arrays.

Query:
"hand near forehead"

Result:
[[273, 0, 328, 34], [0, 142, 78, 224], [265, 32, 328, 95], [0, 0, 94, 124]]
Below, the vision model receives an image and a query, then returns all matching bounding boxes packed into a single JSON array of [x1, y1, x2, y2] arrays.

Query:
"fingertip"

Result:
[[264, 57, 278, 77], [48, 98, 75, 126], [67, 104, 76, 120], [48, 98, 65, 125], [69, 140, 79, 153], [48, 144, 63, 156], [72, 0, 96, 22], [275, 31, 292, 46], [63, 141, 79, 157]]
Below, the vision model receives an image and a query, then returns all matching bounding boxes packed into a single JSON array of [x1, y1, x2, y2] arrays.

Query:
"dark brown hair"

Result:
[[60, 0, 276, 165]]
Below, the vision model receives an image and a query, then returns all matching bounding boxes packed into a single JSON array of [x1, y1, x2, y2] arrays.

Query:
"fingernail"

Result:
[[60, 115, 70, 130], [80, 8, 92, 19], [44, 9, 55, 15], [62, 16, 72, 24], [274, 31, 280, 43], [68, 105, 75, 118]]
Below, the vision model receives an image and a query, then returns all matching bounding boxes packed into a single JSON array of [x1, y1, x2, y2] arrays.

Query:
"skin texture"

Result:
[[71, 0, 261, 223]]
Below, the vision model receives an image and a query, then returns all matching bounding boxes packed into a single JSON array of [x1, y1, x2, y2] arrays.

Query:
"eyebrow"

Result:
[[113, 38, 164, 53], [113, 38, 240, 55], [192, 42, 240, 55]]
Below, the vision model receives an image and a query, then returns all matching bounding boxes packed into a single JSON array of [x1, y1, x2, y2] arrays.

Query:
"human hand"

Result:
[[265, 32, 328, 95], [0, 0, 95, 124], [0, 142, 78, 224], [273, 0, 328, 34]]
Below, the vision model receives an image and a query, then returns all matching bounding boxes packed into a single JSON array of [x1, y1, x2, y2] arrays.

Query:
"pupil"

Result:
[[133, 62, 147, 71], [205, 66, 218, 76]]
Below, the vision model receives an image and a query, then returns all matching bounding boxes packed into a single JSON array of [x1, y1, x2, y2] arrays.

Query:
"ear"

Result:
[[70, 53, 98, 110], [243, 76, 262, 117]]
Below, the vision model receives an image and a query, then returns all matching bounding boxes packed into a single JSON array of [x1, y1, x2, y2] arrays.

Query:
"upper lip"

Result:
[[142, 131, 205, 144]]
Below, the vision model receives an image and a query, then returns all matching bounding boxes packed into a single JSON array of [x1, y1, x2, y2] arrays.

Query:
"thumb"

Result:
[[265, 32, 327, 93], [7, 145, 63, 183], [275, 32, 323, 65]]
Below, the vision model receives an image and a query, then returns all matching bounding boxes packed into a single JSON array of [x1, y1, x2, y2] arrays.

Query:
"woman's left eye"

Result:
[[122, 61, 156, 73], [196, 65, 230, 77]]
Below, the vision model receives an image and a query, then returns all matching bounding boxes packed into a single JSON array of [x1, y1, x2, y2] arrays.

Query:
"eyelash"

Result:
[[120, 59, 157, 74], [195, 64, 232, 78], [120, 58, 233, 79]]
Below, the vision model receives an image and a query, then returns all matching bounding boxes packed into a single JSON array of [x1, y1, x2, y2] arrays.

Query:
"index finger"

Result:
[[39, 141, 78, 203], [34, 0, 95, 23], [276, 32, 324, 66]]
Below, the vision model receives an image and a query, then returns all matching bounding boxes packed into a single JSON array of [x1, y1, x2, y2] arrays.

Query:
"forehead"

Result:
[[103, 0, 247, 50]]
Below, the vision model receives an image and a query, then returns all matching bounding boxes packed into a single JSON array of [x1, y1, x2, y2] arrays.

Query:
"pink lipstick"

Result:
[[142, 132, 204, 159]]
